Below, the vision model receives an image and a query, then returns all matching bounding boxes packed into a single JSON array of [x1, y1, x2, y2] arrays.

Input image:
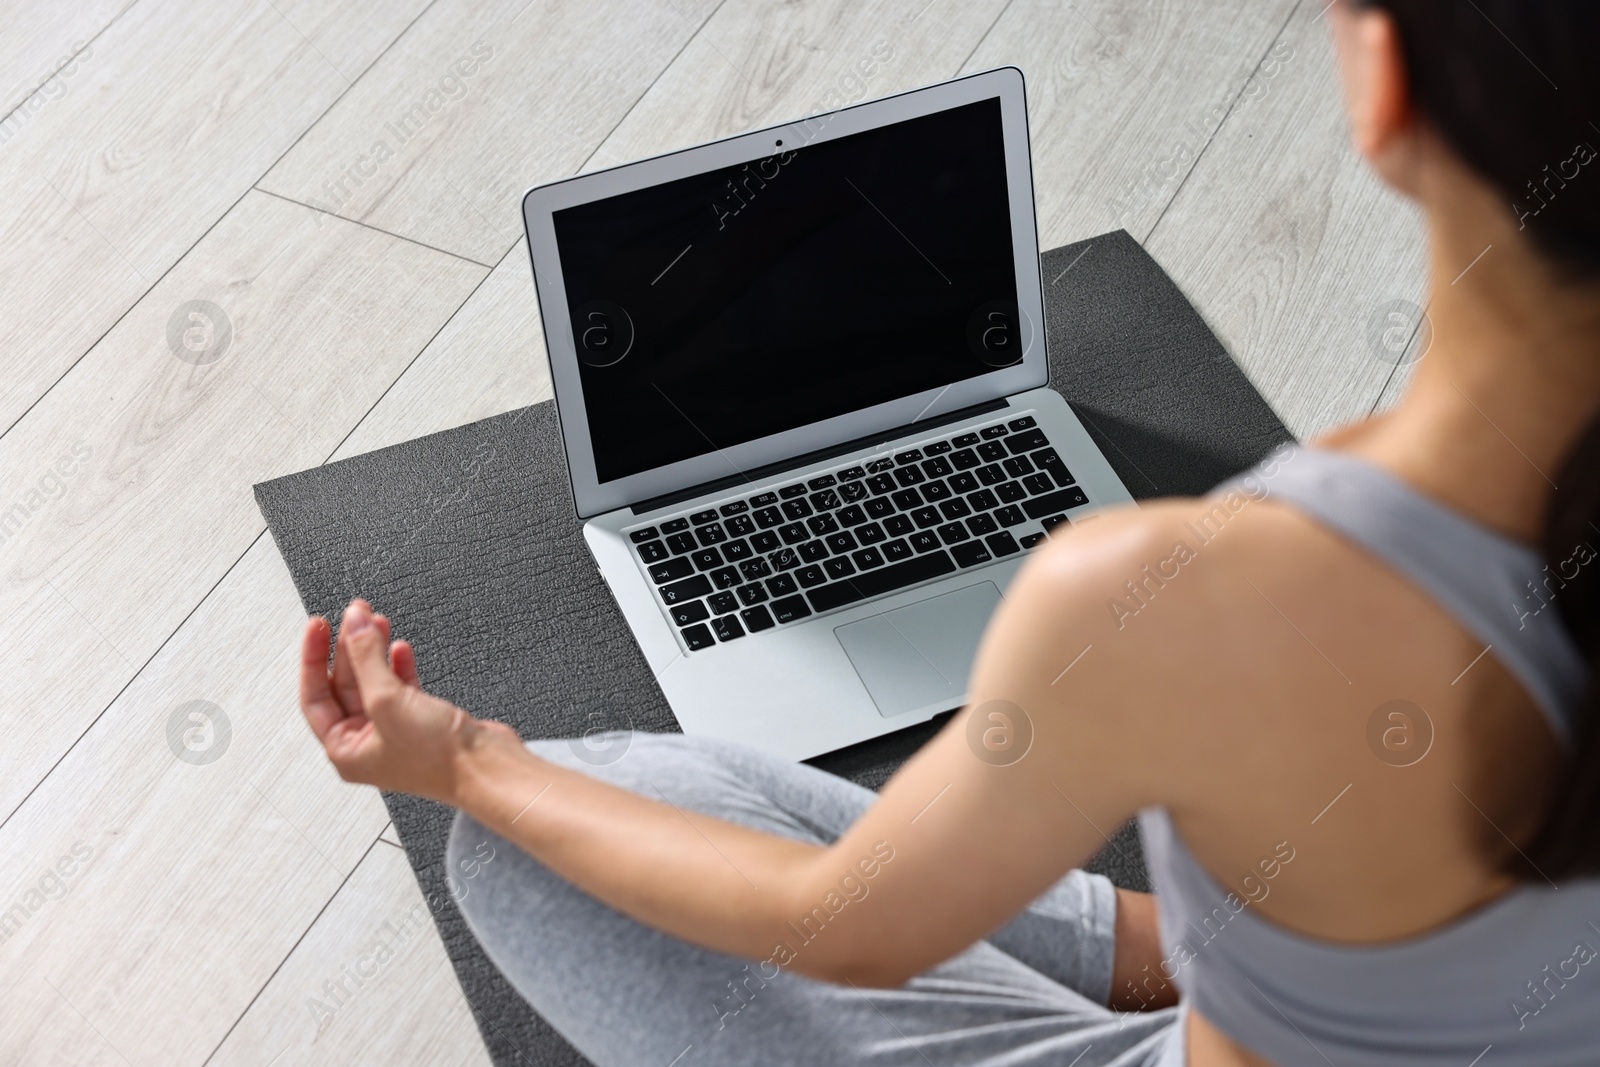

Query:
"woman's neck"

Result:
[[1330, 197, 1600, 544]]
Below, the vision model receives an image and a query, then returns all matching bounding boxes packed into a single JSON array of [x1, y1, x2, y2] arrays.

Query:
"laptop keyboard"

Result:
[[625, 413, 1091, 652]]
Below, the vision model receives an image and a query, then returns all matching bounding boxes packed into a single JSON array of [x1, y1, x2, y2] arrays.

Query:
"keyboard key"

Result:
[[726, 514, 756, 537], [996, 505, 1026, 528], [894, 449, 923, 465], [976, 464, 1007, 486], [967, 513, 998, 536], [866, 474, 897, 494], [708, 591, 739, 614], [978, 444, 1007, 465], [660, 575, 712, 603], [922, 480, 952, 502], [922, 456, 953, 478], [771, 595, 812, 624], [980, 424, 1009, 440], [630, 527, 660, 543], [690, 548, 723, 570], [711, 566, 741, 590], [953, 432, 980, 447], [936, 522, 970, 545], [911, 506, 942, 528], [893, 466, 925, 487], [782, 499, 813, 520], [840, 481, 869, 502], [779, 483, 808, 499], [891, 488, 923, 511], [799, 540, 829, 562], [826, 531, 859, 554], [722, 539, 753, 562], [720, 500, 749, 516], [855, 522, 887, 545], [909, 530, 941, 553], [1008, 415, 1037, 431], [883, 538, 913, 562], [883, 514, 914, 537], [1003, 456, 1033, 479], [969, 488, 999, 512], [865, 497, 894, 519], [712, 614, 746, 642], [754, 507, 784, 529], [807, 513, 839, 537], [671, 600, 710, 626], [866, 457, 895, 474], [838, 505, 868, 527], [810, 488, 840, 511], [770, 547, 801, 571], [638, 540, 669, 563], [949, 472, 979, 494], [690, 509, 719, 525], [649, 557, 694, 584], [950, 448, 981, 471], [779, 522, 809, 545], [825, 557, 856, 579], [682, 623, 715, 650], [696, 523, 728, 546], [852, 547, 885, 570], [1006, 428, 1049, 454], [838, 466, 866, 480], [1020, 532, 1047, 549], [1024, 487, 1089, 519], [737, 582, 769, 606], [951, 541, 992, 567], [667, 532, 697, 554], [1042, 514, 1071, 533], [1033, 449, 1076, 487], [740, 558, 773, 581], [662, 517, 690, 533], [808, 474, 837, 490], [750, 492, 778, 507], [768, 573, 799, 597], [996, 480, 1027, 503], [751, 530, 781, 553], [1023, 473, 1054, 496], [924, 440, 952, 455], [797, 564, 828, 588], [741, 605, 776, 632], [939, 498, 971, 521], [806, 550, 957, 613], [986, 531, 1021, 557]]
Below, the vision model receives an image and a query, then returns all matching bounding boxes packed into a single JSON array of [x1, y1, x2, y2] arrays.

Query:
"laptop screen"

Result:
[[552, 97, 1018, 485]]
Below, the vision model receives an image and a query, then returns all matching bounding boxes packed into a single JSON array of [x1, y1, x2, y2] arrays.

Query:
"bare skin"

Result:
[[297, 5, 1600, 1064]]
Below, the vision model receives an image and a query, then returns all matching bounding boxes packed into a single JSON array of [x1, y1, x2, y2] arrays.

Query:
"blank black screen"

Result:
[[552, 97, 1019, 485]]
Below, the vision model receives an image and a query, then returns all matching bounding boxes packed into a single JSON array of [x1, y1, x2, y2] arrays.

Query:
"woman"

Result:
[[298, 1, 1600, 1063]]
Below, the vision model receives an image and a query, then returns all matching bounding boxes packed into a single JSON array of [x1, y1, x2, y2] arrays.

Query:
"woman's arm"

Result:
[[305, 512, 1189, 989]]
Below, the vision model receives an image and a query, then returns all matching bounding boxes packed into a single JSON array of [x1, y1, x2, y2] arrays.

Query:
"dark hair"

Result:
[[1355, 0, 1600, 879]]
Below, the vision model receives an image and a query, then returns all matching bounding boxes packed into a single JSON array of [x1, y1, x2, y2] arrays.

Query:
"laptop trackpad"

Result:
[[834, 582, 1002, 718]]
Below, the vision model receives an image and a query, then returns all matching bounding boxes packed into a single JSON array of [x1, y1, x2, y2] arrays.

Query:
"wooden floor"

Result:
[[0, 1, 1428, 1062]]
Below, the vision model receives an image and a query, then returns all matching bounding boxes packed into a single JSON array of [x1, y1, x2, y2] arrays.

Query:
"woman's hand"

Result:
[[298, 599, 522, 805]]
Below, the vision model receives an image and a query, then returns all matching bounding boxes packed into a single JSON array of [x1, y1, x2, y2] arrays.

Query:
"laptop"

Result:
[[520, 67, 1133, 761]]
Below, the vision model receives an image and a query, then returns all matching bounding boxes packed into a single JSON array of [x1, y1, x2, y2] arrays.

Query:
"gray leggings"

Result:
[[447, 732, 1183, 1066]]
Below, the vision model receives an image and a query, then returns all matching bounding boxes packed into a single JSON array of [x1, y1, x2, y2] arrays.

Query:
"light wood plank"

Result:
[[258, 0, 724, 266], [1141, 0, 1428, 439], [209, 843, 490, 1067], [380, 823, 402, 847], [0, 190, 485, 823], [0, 0, 428, 436], [961, 0, 1299, 247], [0, 0, 128, 118]]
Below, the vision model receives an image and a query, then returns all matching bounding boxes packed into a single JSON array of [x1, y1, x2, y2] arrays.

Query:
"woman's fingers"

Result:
[[299, 616, 344, 741], [331, 601, 392, 712], [340, 601, 405, 716], [391, 639, 420, 687]]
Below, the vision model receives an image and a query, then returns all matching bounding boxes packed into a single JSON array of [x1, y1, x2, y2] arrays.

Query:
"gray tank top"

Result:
[[1140, 445, 1599, 1066]]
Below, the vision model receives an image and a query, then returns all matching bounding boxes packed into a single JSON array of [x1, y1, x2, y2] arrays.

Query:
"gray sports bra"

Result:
[[1141, 445, 1599, 1066]]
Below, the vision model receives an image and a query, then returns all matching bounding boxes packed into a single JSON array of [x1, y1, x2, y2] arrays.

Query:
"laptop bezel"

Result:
[[522, 66, 1047, 519]]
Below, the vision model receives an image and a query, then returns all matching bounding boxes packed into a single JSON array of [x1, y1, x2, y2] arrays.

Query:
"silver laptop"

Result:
[[521, 68, 1133, 761]]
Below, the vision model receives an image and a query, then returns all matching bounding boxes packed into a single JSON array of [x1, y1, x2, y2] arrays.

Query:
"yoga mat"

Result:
[[255, 229, 1293, 1066]]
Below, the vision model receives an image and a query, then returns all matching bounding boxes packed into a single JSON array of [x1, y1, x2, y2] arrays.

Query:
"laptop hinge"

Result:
[[630, 397, 1010, 515]]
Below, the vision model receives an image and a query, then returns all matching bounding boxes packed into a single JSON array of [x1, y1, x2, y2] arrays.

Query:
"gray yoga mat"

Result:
[[255, 229, 1293, 1066]]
